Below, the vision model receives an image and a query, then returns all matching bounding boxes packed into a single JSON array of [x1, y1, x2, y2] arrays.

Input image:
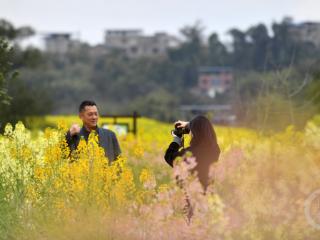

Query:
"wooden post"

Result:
[[101, 112, 140, 136], [133, 111, 138, 136]]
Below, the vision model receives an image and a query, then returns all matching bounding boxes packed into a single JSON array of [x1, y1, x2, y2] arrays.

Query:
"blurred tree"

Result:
[[0, 39, 16, 106], [0, 77, 53, 130], [233, 69, 316, 130], [207, 33, 229, 66], [127, 88, 179, 121], [0, 19, 16, 40], [228, 28, 253, 69], [168, 22, 205, 87], [305, 71, 320, 112], [270, 17, 297, 67], [171, 21, 205, 61], [247, 23, 270, 70], [0, 19, 51, 130], [1, 16, 317, 126], [14, 47, 45, 68], [0, 19, 34, 41]]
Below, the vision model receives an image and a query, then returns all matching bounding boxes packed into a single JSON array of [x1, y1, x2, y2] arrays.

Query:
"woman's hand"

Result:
[[174, 120, 189, 129]]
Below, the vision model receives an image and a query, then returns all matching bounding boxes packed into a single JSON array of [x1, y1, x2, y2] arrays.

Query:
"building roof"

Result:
[[198, 66, 233, 74], [45, 33, 71, 39]]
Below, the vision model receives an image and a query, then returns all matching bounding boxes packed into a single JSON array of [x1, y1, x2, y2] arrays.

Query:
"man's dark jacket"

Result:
[[66, 126, 121, 162]]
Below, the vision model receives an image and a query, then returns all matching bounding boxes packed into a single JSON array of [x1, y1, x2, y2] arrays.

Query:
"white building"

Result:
[[104, 29, 179, 58], [289, 22, 320, 48], [44, 33, 72, 54]]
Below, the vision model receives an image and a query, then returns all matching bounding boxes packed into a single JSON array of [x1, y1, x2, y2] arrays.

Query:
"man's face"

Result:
[[79, 105, 99, 129]]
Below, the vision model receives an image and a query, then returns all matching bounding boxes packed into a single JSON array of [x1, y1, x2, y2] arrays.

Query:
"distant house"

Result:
[[44, 33, 82, 54], [104, 29, 179, 58], [198, 66, 233, 98], [289, 21, 320, 48], [44, 33, 72, 54]]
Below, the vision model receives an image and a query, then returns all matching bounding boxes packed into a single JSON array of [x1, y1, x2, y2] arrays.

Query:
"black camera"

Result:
[[171, 123, 190, 137]]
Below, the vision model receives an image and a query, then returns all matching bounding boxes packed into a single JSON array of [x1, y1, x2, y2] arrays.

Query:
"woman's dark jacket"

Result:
[[164, 141, 220, 190]]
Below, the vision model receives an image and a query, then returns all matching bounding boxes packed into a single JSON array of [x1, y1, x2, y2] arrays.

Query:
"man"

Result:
[[66, 100, 121, 163]]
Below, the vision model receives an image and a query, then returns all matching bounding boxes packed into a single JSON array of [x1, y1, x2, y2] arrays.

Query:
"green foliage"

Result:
[[0, 19, 34, 40], [305, 71, 320, 112], [0, 38, 16, 105], [127, 88, 179, 121], [13, 46, 44, 69], [2, 17, 320, 129], [233, 69, 317, 131], [207, 33, 229, 66], [0, 77, 53, 130], [0, 20, 51, 130]]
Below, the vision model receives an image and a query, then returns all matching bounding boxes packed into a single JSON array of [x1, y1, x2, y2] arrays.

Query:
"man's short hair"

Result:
[[79, 100, 97, 112]]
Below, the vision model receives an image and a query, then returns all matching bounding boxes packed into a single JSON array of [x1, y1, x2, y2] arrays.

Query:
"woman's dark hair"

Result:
[[189, 115, 218, 150], [188, 115, 220, 190], [79, 100, 97, 112]]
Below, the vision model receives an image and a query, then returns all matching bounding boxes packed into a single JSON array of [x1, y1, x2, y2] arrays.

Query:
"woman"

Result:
[[164, 115, 220, 192]]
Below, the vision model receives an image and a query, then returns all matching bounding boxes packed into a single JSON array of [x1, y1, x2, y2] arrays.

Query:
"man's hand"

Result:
[[69, 123, 81, 136], [174, 120, 189, 129]]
